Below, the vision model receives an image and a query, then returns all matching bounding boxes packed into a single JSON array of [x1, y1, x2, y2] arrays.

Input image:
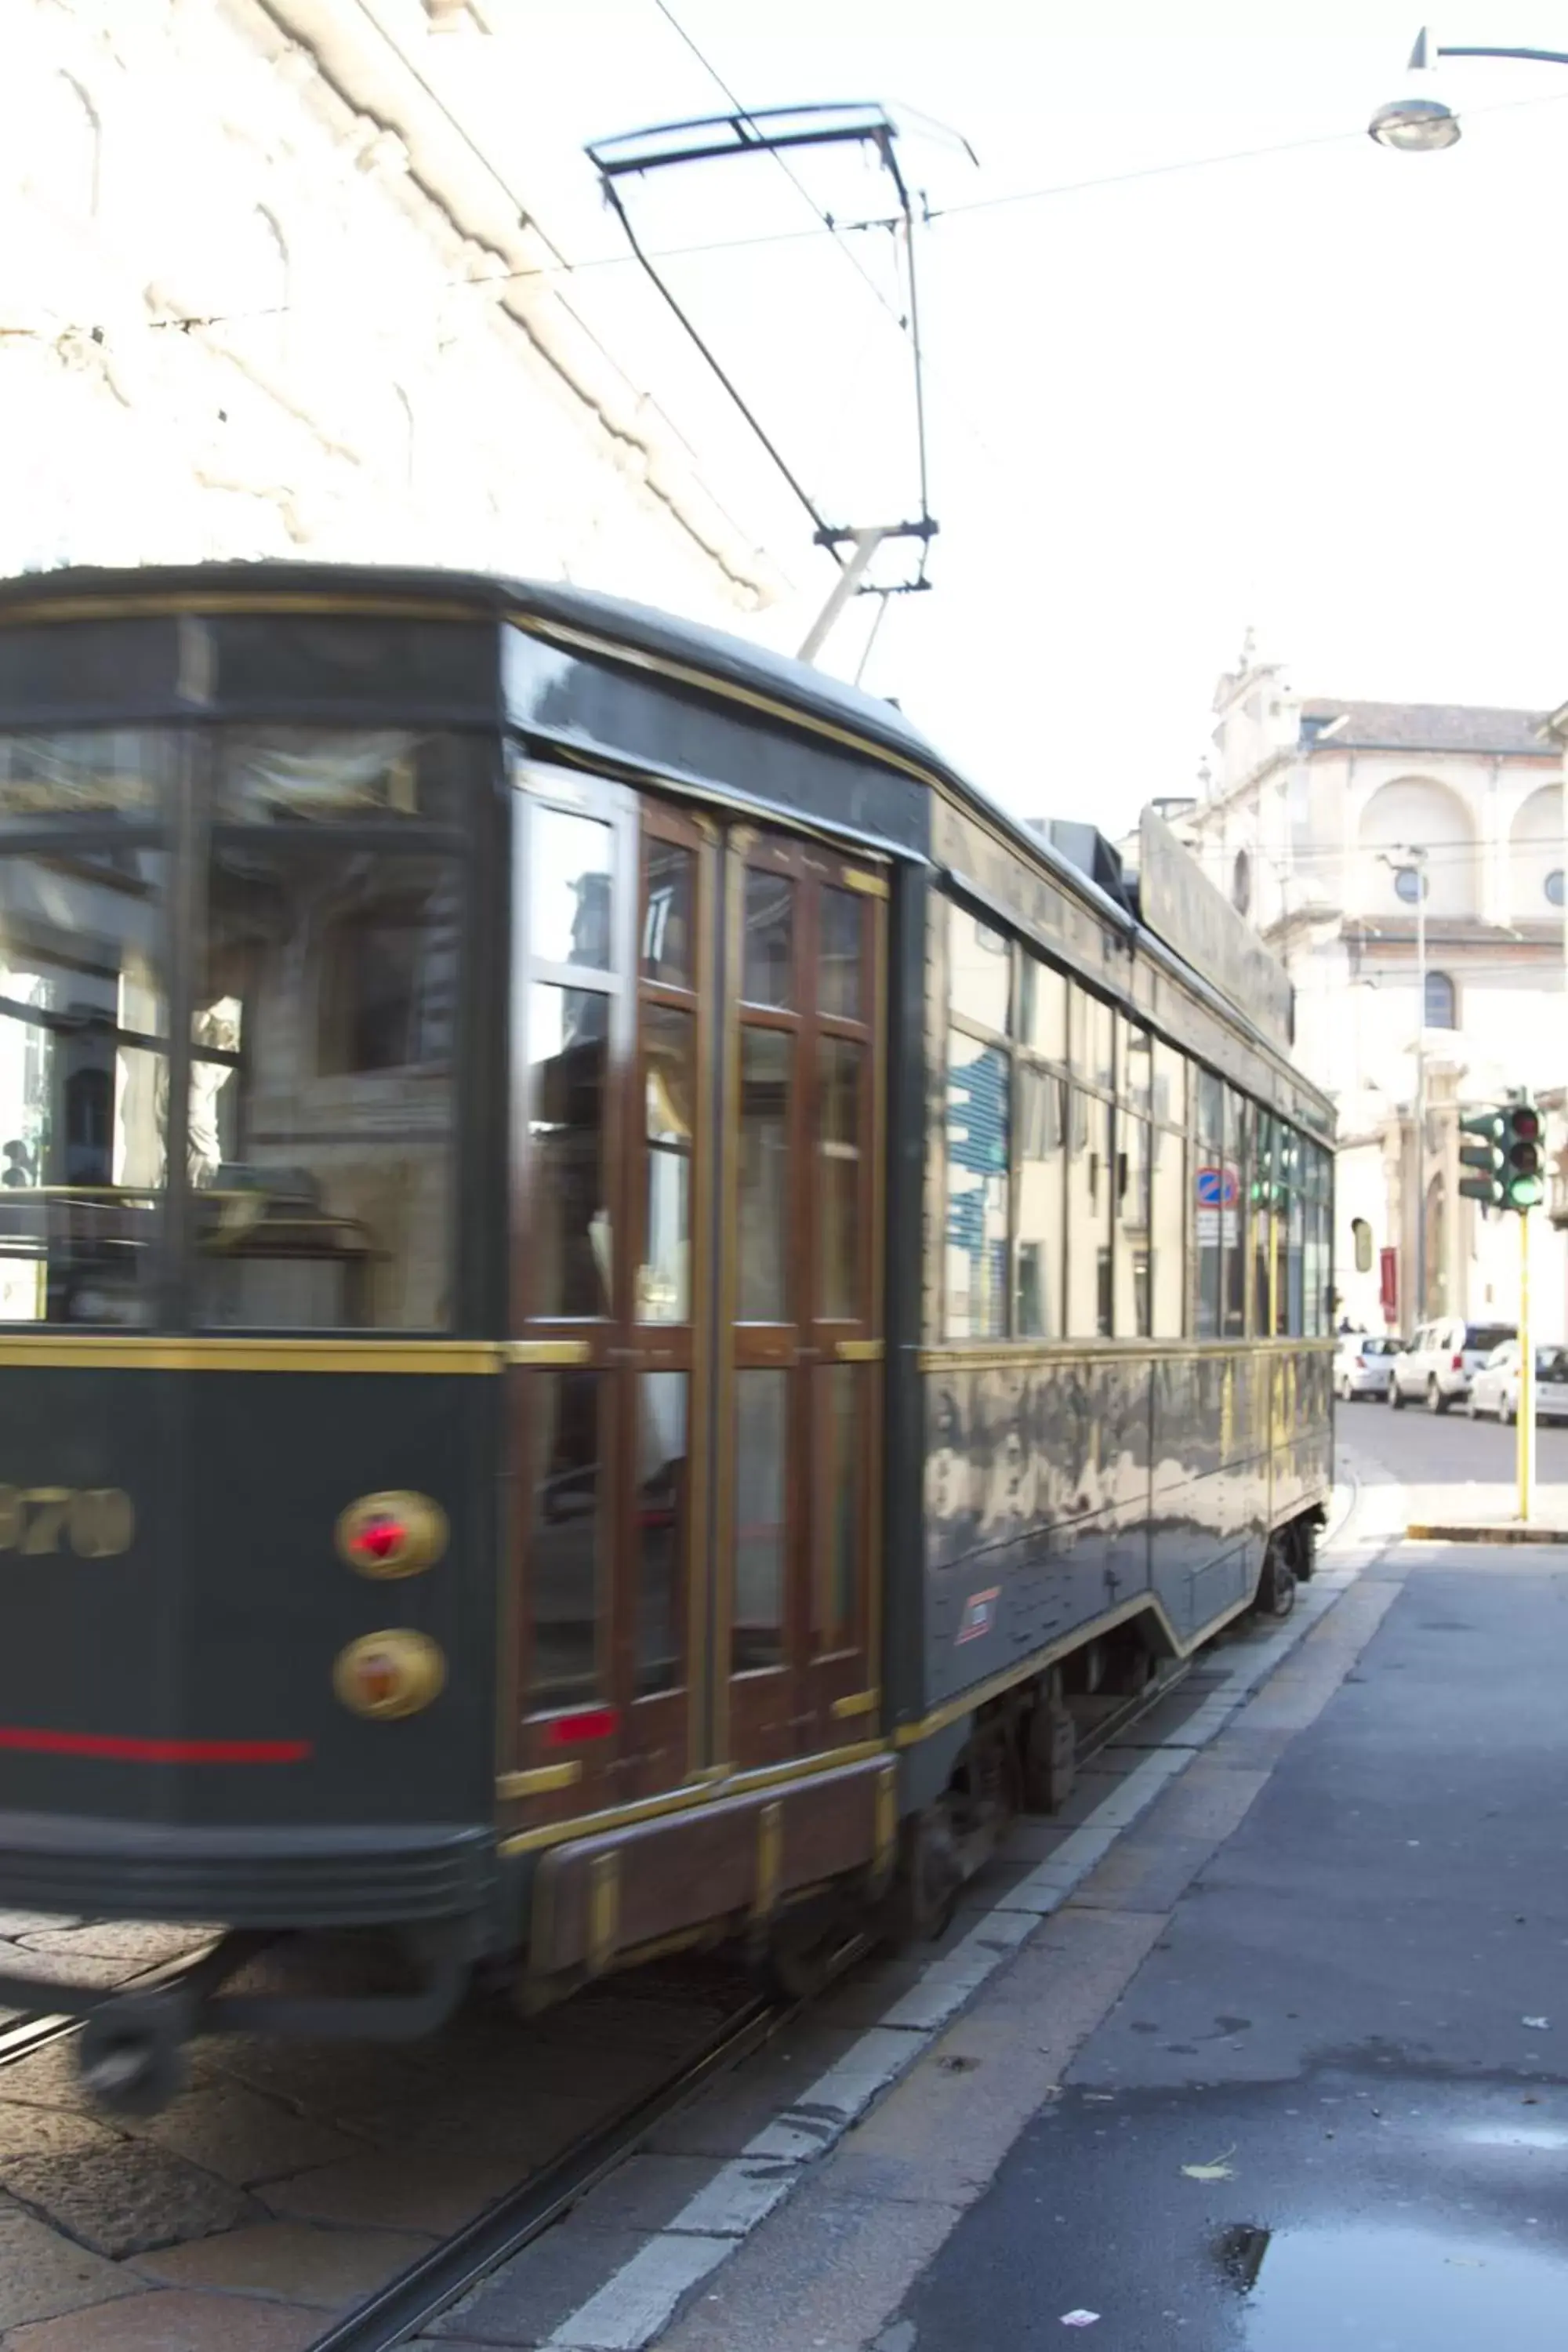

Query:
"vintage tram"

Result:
[[0, 564, 1333, 2107]]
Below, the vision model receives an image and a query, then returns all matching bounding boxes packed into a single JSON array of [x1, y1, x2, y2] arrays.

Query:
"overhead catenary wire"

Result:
[[648, 0, 914, 336], [17, 79, 1568, 349]]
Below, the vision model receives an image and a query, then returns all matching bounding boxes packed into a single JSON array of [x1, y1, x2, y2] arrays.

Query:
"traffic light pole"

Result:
[[1518, 1208, 1536, 1524]]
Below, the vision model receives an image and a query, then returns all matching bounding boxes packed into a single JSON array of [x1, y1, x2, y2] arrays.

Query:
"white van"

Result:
[[1388, 1316, 1516, 1413]]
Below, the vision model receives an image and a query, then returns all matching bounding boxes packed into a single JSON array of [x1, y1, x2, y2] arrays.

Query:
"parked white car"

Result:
[[1466, 1341, 1568, 1425], [1333, 1333, 1403, 1402], [1388, 1317, 1517, 1414]]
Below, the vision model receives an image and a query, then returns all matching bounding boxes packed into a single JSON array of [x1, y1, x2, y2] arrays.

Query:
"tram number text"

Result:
[[0, 1487, 135, 1559]]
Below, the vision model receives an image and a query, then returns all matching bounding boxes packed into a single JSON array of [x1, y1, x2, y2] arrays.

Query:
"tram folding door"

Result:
[[501, 769, 887, 1830]]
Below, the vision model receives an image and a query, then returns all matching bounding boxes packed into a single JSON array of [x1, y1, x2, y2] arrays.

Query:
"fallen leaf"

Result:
[[1181, 2145, 1237, 2182]]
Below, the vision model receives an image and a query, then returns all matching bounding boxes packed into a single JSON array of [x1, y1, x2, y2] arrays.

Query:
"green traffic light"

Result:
[[1508, 1174, 1544, 1210]]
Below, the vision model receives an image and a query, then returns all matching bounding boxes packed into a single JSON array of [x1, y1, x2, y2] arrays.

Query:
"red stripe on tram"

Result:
[[0, 1727, 312, 1765]]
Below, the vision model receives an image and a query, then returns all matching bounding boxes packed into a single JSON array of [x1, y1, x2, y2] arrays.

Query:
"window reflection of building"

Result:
[[196, 837, 457, 1330], [0, 829, 168, 1323]]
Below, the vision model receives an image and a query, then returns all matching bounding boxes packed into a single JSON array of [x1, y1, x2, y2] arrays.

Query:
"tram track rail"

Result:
[[300, 1651, 1214, 2352], [304, 1981, 792, 2352], [0, 2005, 78, 2067]]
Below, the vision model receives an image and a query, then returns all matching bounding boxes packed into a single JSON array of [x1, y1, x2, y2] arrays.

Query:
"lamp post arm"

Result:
[[1431, 45, 1568, 67]]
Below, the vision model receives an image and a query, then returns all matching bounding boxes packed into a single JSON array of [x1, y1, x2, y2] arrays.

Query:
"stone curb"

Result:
[[1405, 1522, 1568, 1544]]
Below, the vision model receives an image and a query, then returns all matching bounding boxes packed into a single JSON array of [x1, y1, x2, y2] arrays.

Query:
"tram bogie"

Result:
[[0, 564, 1333, 2105]]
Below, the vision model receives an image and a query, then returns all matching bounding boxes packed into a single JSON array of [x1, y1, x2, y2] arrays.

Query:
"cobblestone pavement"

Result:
[[0, 1930, 751, 2352]]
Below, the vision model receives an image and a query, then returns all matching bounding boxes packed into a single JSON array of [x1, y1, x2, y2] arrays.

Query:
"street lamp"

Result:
[[1369, 27, 1568, 151], [1380, 847, 1430, 1319], [1373, 26, 1568, 1338]]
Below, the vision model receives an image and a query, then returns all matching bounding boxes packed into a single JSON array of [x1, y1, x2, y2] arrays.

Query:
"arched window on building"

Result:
[[1423, 970, 1456, 1030], [1359, 776, 1476, 917], [1509, 782, 1565, 917], [1231, 848, 1252, 916]]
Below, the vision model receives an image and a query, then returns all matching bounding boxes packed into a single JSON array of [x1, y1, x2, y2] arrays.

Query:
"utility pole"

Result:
[[1383, 847, 1429, 1320], [1461, 1098, 1545, 1522], [1519, 1207, 1536, 1523]]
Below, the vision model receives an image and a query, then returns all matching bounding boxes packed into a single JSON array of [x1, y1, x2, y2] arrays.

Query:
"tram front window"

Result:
[[0, 731, 169, 1324], [192, 731, 464, 1330]]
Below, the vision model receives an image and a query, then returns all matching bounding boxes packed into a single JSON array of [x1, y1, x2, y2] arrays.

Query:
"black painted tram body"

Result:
[[0, 567, 1333, 2103]]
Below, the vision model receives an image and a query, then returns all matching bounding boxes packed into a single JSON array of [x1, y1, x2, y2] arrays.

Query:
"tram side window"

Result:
[[1114, 1111, 1151, 1337], [949, 908, 1011, 1033], [1194, 1071, 1225, 1338], [1015, 1062, 1065, 1338], [194, 838, 460, 1329], [1123, 1022, 1152, 1118], [1225, 1088, 1249, 1339], [1278, 1126, 1306, 1337], [1150, 1116, 1185, 1338], [1152, 1034, 1187, 1132], [1065, 1087, 1112, 1338], [1071, 985, 1116, 1094], [1253, 1111, 1276, 1334], [0, 821, 169, 1327], [1303, 1142, 1330, 1336], [525, 1367, 603, 1709], [1018, 950, 1067, 1062], [946, 1026, 1009, 1339]]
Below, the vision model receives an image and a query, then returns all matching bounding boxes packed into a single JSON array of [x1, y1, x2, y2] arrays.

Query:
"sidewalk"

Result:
[[648, 1457, 1568, 2350]]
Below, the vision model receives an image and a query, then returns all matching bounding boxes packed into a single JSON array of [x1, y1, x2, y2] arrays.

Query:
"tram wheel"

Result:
[[1255, 1534, 1297, 1622], [755, 1917, 853, 2004], [78, 2009, 187, 2117]]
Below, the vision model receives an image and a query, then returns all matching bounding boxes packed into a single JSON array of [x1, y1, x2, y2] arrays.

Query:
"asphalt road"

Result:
[[1337, 1387, 1568, 1534], [891, 1419, 1568, 2350]]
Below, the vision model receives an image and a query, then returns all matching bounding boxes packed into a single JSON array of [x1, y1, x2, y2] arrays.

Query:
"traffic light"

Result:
[[1502, 1100, 1544, 1213], [1459, 1100, 1544, 1214], [1458, 1106, 1506, 1207]]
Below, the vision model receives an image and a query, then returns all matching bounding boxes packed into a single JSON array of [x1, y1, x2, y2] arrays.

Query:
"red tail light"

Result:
[[336, 1491, 448, 1580], [352, 1515, 407, 1565], [546, 1708, 619, 1747], [1451, 1353, 1464, 1371]]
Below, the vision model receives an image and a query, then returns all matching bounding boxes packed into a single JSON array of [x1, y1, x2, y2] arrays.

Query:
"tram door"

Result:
[[503, 769, 885, 1826]]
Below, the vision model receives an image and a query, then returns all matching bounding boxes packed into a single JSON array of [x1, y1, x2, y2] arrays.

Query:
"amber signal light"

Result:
[[335, 1491, 448, 1580], [332, 1631, 446, 1720]]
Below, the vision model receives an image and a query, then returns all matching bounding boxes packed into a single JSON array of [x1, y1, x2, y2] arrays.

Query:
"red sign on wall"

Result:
[[1379, 1247, 1399, 1324]]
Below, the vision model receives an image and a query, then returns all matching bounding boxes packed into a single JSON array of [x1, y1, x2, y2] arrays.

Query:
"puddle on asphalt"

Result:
[[1216, 2220, 1568, 2347]]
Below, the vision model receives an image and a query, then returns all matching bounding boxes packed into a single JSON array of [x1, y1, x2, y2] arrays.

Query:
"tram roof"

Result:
[[0, 558, 974, 791], [0, 562, 1323, 1123]]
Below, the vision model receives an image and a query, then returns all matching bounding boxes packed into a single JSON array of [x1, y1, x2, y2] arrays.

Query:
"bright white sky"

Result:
[[431, 2, 1568, 837]]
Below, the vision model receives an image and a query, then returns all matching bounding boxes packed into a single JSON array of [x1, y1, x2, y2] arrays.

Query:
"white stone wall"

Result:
[[0, 0, 783, 615]]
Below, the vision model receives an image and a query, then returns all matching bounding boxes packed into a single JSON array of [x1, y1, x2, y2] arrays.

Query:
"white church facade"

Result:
[[1171, 643, 1568, 1344]]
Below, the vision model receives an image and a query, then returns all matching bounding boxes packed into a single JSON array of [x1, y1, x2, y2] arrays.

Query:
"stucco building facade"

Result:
[[0, 0, 791, 618]]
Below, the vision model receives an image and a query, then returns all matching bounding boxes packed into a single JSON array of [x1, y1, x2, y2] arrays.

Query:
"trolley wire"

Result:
[[648, 0, 913, 336], [12, 82, 1568, 350]]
